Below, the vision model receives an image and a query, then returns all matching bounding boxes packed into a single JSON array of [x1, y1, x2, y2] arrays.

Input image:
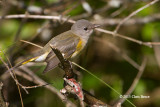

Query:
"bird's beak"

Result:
[[92, 24, 101, 29]]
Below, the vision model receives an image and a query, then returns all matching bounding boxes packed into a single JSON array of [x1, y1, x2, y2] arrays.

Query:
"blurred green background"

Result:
[[0, 0, 160, 107]]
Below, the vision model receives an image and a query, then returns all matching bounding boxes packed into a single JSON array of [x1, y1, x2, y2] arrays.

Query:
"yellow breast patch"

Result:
[[76, 39, 83, 52], [71, 39, 84, 58]]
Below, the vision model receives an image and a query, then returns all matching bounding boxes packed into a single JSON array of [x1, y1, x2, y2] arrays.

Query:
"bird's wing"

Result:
[[43, 31, 80, 73]]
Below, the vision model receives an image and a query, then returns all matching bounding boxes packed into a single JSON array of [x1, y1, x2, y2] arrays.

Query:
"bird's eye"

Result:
[[83, 27, 88, 31]]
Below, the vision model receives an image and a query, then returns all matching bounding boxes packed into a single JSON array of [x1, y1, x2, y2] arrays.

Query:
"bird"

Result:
[[9, 19, 100, 73]]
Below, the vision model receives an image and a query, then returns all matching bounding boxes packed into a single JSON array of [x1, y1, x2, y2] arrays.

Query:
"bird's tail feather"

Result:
[[43, 56, 59, 73], [43, 51, 59, 73], [6, 56, 38, 72]]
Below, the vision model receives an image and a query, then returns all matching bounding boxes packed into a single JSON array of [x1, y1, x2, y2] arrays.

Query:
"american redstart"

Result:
[[9, 19, 100, 73]]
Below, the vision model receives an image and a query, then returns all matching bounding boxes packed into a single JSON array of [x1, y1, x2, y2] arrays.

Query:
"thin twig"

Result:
[[0, 51, 24, 107], [96, 28, 160, 48], [0, 82, 7, 107], [50, 45, 74, 78], [113, 58, 147, 106], [50, 47, 108, 107], [152, 33, 160, 69], [0, 14, 75, 23], [12, 22, 50, 56], [15, 70, 34, 82], [93, 14, 160, 26], [19, 66, 77, 107], [50, 46, 108, 106], [15, 70, 50, 89], [1, 14, 160, 48], [111, 5, 126, 17], [3, 40, 101, 106], [94, 37, 140, 69], [72, 62, 136, 107], [20, 40, 43, 49], [12, 39, 108, 106], [114, 0, 159, 33], [8, 18, 27, 63], [0, 65, 76, 106]]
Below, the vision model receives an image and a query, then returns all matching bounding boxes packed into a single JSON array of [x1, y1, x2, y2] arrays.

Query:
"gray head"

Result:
[[71, 19, 100, 40]]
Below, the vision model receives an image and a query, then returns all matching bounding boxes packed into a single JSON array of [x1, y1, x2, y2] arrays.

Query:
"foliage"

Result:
[[0, 0, 160, 107]]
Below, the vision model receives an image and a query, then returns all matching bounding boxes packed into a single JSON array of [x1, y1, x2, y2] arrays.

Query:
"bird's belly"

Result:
[[35, 52, 49, 62]]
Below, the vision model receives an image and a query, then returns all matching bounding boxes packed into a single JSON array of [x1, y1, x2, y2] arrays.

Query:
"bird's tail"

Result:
[[6, 56, 38, 72], [43, 51, 59, 73]]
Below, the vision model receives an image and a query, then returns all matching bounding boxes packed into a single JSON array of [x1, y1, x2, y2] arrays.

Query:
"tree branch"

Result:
[[114, 0, 160, 33], [1, 14, 160, 48], [0, 82, 8, 107], [93, 14, 160, 26], [50, 45, 108, 107], [113, 58, 147, 106]]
